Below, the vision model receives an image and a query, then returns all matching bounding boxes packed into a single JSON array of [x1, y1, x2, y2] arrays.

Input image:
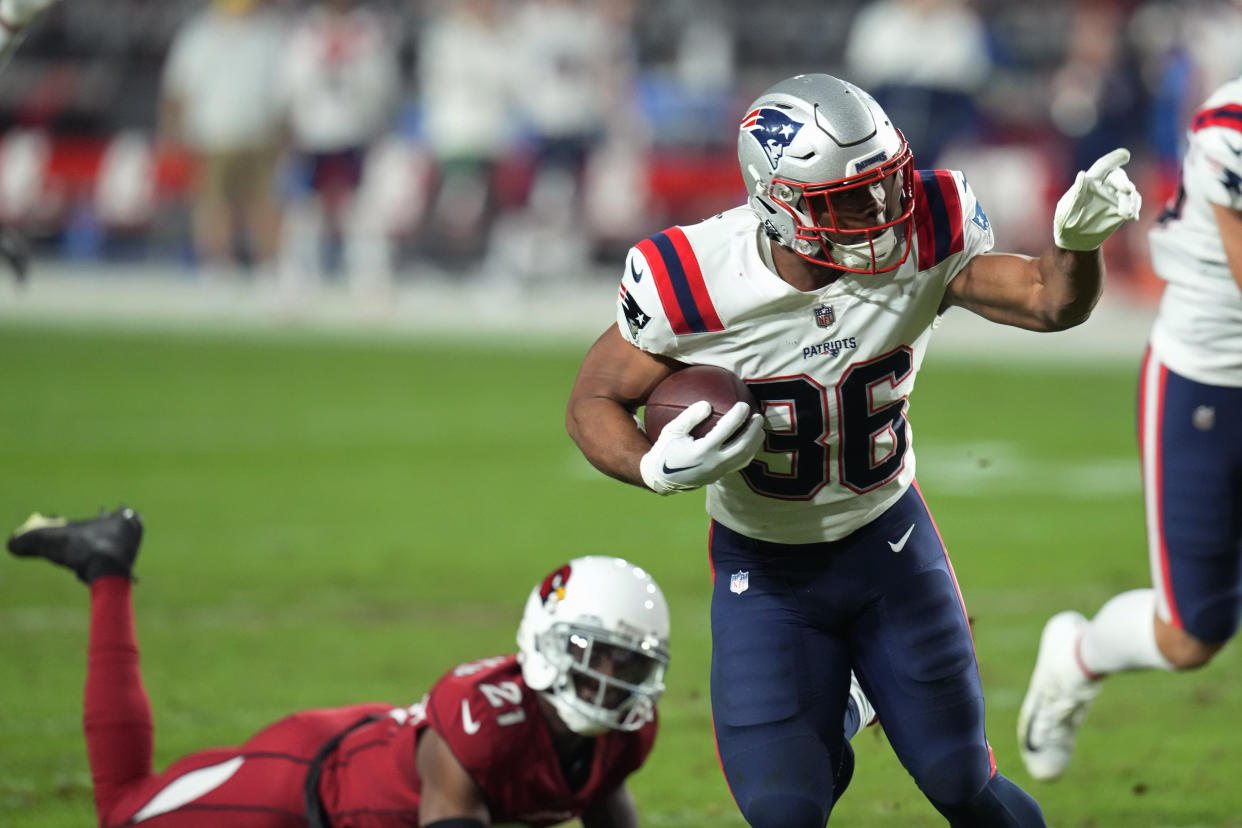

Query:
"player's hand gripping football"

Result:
[[639, 400, 765, 495], [1052, 147, 1142, 251]]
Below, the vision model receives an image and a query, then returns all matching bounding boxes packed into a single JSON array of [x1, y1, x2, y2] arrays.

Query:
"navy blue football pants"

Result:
[[708, 484, 1043, 827], [1140, 349, 1242, 643]]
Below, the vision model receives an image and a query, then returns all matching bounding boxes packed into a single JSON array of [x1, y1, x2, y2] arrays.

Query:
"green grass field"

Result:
[[1, 320, 1239, 827]]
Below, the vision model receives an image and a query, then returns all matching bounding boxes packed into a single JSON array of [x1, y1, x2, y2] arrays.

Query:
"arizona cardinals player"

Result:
[[1018, 75, 1242, 783], [6, 507, 670, 827], [566, 73, 1140, 827]]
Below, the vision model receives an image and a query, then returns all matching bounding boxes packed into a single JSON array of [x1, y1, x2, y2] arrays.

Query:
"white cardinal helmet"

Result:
[[516, 556, 670, 736], [738, 73, 915, 274]]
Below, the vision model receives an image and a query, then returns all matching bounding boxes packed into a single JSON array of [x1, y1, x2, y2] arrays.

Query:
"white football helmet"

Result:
[[738, 73, 915, 274], [517, 556, 670, 736]]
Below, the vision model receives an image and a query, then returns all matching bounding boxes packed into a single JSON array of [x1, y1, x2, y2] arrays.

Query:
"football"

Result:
[[643, 365, 759, 443]]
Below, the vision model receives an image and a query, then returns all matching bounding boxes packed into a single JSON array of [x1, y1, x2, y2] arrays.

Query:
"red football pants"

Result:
[[86, 577, 388, 827]]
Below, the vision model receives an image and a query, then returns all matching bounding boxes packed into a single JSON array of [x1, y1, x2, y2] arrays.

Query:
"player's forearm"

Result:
[[566, 397, 651, 489], [1036, 245, 1104, 331]]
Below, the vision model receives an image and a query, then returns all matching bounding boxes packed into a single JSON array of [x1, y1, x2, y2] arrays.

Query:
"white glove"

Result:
[[0, 0, 56, 28], [1052, 147, 1142, 251], [639, 400, 765, 495]]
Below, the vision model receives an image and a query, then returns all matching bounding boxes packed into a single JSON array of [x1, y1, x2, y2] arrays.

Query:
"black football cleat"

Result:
[[7, 507, 143, 584]]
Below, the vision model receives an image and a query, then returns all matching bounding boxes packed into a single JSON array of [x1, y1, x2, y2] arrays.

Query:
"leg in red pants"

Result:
[[8, 509, 389, 827], [85, 581, 389, 826]]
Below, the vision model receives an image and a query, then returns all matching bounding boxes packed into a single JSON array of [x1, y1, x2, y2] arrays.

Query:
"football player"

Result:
[[7, 507, 671, 827], [566, 73, 1140, 827], [1018, 74, 1242, 782]]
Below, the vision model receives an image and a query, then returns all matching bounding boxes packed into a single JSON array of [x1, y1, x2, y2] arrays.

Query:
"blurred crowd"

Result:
[[1, 0, 1241, 306]]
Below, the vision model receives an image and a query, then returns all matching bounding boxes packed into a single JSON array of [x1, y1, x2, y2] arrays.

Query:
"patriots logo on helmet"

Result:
[[741, 107, 804, 170]]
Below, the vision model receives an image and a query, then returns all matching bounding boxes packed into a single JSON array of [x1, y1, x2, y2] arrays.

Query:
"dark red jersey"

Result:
[[318, 655, 657, 827]]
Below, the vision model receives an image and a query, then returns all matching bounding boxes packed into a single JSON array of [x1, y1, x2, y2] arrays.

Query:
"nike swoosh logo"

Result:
[[1022, 716, 1040, 753], [662, 462, 699, 475], [888, 523, 916, 552], [1228, 140, 1242, 157], [630, 258, 643, 282], [461, 700, 481, 735]]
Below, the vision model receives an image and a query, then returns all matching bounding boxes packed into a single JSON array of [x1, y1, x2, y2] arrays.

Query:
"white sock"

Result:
[[1079, 588, 1175, 677]]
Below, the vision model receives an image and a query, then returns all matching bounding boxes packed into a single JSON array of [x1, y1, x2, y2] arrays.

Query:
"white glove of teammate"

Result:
[[639, 400, 765, 495], [1052, 147, 1142, 251], [0, 0, 56, 28]]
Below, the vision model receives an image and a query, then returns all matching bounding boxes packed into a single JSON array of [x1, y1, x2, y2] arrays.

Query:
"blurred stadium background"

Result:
[[3, 1, 1242, 827]]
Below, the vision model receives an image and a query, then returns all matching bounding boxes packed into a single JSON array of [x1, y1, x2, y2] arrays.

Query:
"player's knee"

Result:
[[909, 744, 992, 805], [928, 773, 1045, 827], [1156, 619, 1226, 670], [1160, 636, 1222, 670], [740, 792, 829, 828]]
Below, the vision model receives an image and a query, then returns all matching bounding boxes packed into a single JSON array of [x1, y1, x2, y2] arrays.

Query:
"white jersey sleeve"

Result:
[[615, 243, 683, 361], [913, 168, 996, 296], [1148, 76, 1242, 386]]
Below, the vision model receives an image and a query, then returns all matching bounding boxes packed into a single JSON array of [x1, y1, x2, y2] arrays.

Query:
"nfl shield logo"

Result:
[[814, 305, 835, 328], [729, 570, 749, 595], [1193, 405, 1215, 431]]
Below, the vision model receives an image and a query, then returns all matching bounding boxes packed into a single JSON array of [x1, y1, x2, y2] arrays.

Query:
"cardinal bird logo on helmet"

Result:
[[538, 564, 572, 606], [741, 107, 804, 170]]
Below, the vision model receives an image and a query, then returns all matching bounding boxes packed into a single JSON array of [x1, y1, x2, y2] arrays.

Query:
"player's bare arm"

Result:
[[1212, 202, 1242, 295], [414, 727, 491, 827], [941, 247, 1103, 332], [580, 785, 641, 828], [945, 147, 1140, 332], [567, 325, 765, 495], [566, 324, 679, 487]]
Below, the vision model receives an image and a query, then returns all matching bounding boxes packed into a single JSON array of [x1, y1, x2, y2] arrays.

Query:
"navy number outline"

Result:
[[740, 347, 914, 499]]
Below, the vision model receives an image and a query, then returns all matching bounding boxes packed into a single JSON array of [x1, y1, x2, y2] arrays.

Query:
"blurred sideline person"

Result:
[[565, 73, 1141, 827], [276, 0, 402, 306], [0, 0, 60, 281], [159, 0, 288, 280], [843, 0, 991, 168], [7, 507, 670, 827], [415, 0, 513, 273], [498, 0, 619, 284], [1018, 74, 1242, 782]]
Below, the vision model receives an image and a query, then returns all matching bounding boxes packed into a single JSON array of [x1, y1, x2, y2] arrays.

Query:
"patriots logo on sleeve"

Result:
[[971, 201, 990, 231], [741, 107, 804, 170], [621, 285, 651, 338], [1223, 167, 1242, 196]]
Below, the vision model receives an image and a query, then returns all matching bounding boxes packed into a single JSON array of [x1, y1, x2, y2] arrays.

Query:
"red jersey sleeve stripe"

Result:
[[1192, 104, 1242, 133], [635, 237, 690, 335], [912, 169, 964, 270], [664, 227, 724, 332], [638, 230, 724, 335]]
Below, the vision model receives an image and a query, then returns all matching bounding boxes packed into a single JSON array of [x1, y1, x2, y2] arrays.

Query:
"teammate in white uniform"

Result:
[[567, 74, 1140, 827], [1018, 76, 1242, 782]]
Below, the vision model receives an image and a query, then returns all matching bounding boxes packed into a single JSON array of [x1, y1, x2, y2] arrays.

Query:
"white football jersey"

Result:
[[617, 170, 994, 543], [1148, 75, 1242, 387]]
